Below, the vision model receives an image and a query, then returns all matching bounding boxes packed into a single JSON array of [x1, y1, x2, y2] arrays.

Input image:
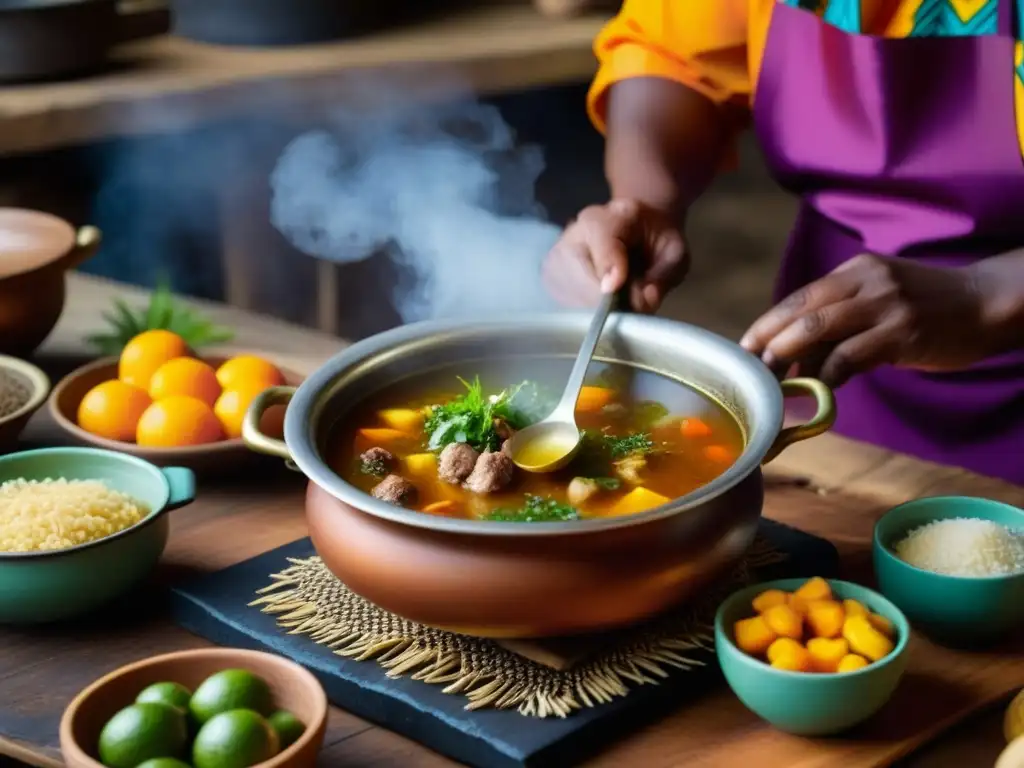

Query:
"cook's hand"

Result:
[[542, 199, 688, 313], [740, 254, 988, 387]]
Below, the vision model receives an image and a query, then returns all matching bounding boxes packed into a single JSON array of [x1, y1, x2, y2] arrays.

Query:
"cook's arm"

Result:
[[971, 251, 1024, 354], [587, 0, 753, 218]]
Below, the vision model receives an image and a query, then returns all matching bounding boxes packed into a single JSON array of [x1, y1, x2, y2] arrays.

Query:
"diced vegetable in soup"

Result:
[[328, 361, 744, 522]]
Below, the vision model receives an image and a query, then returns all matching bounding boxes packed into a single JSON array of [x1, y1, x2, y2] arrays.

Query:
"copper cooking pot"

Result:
[[242, 315, 835, 638], [0, 209, 102, 357]]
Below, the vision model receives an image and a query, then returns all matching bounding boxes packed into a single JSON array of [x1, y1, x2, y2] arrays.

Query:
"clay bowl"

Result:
[[60, 647, 328, 768], [49, 353, 304, 476], [0, 355, 50, 454], [243, 314, 837, 639], [0, 209, 101, 357]]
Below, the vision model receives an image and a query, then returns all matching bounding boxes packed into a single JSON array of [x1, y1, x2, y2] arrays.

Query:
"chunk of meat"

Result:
[[438, 442, 479, 484], [567, 477, 602, 507], [463, 449, 515, 494], [614, 454, 647, 485], [359, 447, 394, 474], [500, 439, 513, 457], [371, 474, 418, 506]]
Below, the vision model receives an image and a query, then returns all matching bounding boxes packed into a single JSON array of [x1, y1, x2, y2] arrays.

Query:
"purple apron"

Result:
[[754, 0, 1024, 484]]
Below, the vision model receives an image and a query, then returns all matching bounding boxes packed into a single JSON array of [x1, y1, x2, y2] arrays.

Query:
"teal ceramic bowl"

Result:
[[0, 447, 195, 624], [715, 578, 910, 736], [873, 496, 1024, 646]]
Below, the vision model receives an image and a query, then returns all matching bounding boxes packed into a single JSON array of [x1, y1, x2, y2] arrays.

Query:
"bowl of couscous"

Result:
[[0, 355, 50, 454], [0, 446, 195, 624]]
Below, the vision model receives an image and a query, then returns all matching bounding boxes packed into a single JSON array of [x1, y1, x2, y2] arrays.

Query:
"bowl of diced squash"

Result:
[[714, 576, 910, 735]]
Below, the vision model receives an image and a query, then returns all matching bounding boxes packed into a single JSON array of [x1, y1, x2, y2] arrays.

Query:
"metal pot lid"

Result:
[[0, 209, 76, 280]]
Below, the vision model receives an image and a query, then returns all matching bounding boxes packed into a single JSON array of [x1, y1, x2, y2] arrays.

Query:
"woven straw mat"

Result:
[[250, 537, 786, 718]]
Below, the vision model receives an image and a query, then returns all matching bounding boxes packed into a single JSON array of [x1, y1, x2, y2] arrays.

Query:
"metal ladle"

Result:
[[507, 291, 616, 473]]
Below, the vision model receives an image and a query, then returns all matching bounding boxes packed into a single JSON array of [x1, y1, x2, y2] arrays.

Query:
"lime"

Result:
[[136, 760, 192, 768], [97, 703, 188, 768], [192, 709, 280, 768], [137, 682, 193, 714], [267, 710, 305, 750], [189, 669, 273, 725]]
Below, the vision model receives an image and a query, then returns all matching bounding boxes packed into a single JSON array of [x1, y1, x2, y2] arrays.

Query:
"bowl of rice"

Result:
[[0, 355, 50, 454], [873, 496, 1024, 646], [0, 446, 195, 624]]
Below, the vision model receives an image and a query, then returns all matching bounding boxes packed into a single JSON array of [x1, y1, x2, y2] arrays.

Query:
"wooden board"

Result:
[[0, 274, 1021, 768], [0, 5, 605, 157]]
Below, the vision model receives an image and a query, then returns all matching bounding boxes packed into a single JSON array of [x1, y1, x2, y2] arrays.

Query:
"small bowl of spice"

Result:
[[0, 355, 50, 454], [0, 446, 195, 624], [873, 496, 1024, 646]]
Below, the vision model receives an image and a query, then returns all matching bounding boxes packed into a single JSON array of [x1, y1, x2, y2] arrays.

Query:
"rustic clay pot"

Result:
[[0, 209, 101, 357], [243, 315, 836, 638]]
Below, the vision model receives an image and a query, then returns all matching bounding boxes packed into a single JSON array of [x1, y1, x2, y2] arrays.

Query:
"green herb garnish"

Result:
[[86, 278, 235, 356], [487, 495, 580, 523], [591, 477, 622, 490], [603, 432, 654, 458], [423, 376, 550, 452]]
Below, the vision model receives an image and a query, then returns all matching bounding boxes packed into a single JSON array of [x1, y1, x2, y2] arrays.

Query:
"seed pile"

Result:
[[0, 368, 32, 420]]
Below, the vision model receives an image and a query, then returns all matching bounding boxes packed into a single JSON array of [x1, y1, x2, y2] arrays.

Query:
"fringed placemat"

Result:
[[249, 538, 786, 718]]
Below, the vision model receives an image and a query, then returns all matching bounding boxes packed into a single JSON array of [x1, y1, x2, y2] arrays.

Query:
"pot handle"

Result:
[[762, 377, 836, 464], [55, 226, 102, 272], [242, 385, 296, 462], [161, 466, 196, 511]]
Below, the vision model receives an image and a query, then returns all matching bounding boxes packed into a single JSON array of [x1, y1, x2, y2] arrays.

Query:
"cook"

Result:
[[543, 0, 1024, 484]]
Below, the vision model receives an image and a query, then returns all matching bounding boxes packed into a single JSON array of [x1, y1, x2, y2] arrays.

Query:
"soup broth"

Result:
[[327, 359, 745, 522]]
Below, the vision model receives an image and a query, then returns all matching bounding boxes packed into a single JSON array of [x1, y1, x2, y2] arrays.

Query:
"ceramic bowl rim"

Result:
[[0, 354, 50, 427], [714, 577, 911, 681], [0, 446, 175, 562], [59, 647, 329, 768], [48, 353, 303, 458], [873, 495, 1024, 584]]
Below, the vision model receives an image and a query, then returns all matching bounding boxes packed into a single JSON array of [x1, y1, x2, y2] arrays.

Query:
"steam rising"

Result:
[[269, 98, 562, 323]]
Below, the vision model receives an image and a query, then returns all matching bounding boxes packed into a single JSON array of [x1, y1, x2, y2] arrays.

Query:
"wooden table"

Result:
[[0, 5, 605, 158], [1, 273, 1021, 768]]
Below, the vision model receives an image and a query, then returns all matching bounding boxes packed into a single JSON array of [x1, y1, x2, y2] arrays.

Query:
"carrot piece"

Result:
[[575, 386, 615, 412], [422, 500, 461, 517], [680, 418, 712, 439], [703, 445, 734, 463], [357, 428, 411, 444]]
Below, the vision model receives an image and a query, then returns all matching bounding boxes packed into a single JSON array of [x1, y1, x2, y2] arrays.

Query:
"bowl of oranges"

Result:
[[48, 330, 303, 474]]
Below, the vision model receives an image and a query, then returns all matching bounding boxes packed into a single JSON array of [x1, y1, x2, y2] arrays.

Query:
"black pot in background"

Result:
[[171, 0, 400, 46], [0, 0, 169, 83]]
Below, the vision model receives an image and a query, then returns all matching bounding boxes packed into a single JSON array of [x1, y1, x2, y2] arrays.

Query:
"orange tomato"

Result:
[[213, 382, 278, 440], [148, 357, 222, 407], [118, 330, 190, 390], [215, 355, 285, 391], [77, 380, 152, 442], [136, 395, 225, 447]]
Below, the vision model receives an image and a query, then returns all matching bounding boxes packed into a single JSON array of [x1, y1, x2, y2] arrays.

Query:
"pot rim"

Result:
[[283, 312, 783, 537]]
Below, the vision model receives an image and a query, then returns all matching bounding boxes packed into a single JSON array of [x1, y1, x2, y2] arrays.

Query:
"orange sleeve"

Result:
[[587, 0, 753, 134]]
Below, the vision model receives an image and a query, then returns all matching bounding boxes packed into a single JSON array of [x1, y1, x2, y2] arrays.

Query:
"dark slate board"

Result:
[[169, 520, 838, 768]]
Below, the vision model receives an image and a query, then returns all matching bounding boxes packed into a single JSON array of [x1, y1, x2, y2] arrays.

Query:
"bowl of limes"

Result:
[[60, 647, 328, 768], [48, 330, 303, 475]]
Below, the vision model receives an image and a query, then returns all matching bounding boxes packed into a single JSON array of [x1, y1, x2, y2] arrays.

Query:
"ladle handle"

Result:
[[555, 291, 616, 418]]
